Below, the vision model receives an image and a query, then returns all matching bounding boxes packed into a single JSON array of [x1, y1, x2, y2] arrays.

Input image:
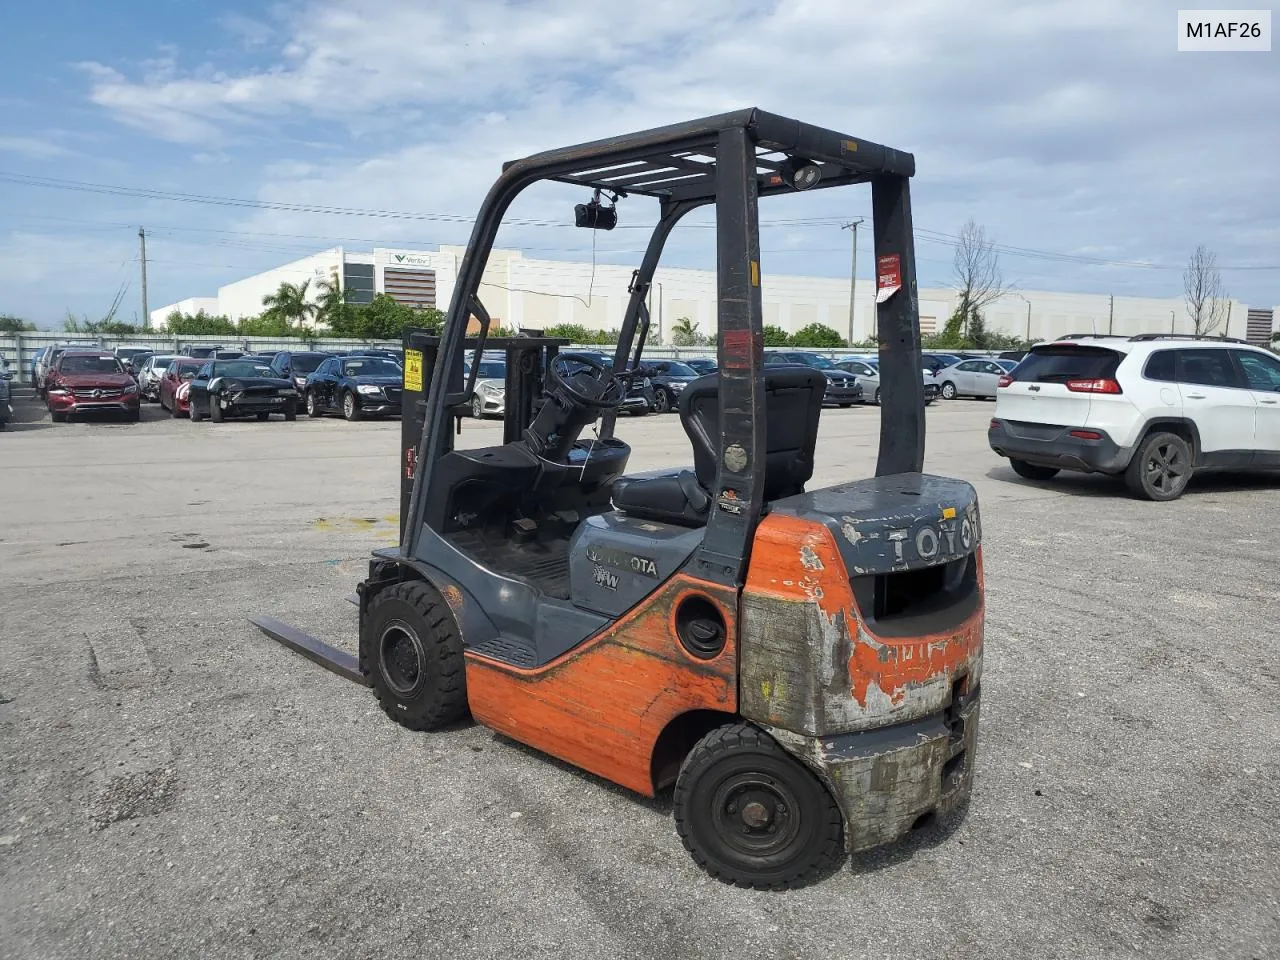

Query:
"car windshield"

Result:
[[343, 358, 402, 377], [472, 361, 506, 378], [290, 354, 329, 373], [214, 361, 276, 378], [794, 353, 836, 369], [150, 356, 178, 367], [662, 361, 698, 377], [61, 355, 122, 374], [1013, 346, 1122, 383]]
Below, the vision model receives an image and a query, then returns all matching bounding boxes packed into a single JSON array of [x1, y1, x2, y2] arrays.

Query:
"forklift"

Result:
[[254, 109, 984, 889]]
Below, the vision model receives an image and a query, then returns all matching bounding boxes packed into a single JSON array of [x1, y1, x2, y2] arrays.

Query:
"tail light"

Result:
[[997, 375, 1013, 388], [1065, 378, 1122, 394], [990, 419, 1000, 429], [1069, 430, 1103, 440]]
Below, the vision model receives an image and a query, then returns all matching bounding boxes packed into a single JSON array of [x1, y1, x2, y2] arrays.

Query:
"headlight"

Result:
[[643, 377, 652, 388], [478, 382, 501, 396], [294, 376, 307, 388], [47, 386, 68, 395], [669, 381, 685, 392], [357, 384, 381, 395], [123, 382, 138, 394]]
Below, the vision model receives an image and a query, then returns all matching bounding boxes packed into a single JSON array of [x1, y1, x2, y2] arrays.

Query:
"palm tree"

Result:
[[313, 276, 350, 331], [670, 316, 700, 346], [261, 280, 316, 329]]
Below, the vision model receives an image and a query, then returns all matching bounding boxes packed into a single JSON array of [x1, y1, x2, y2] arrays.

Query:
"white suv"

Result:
[[988, 334, 1280, 501]]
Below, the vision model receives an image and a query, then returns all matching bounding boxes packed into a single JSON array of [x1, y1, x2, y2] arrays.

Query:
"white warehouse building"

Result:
[[152, 245, 1278, 345]]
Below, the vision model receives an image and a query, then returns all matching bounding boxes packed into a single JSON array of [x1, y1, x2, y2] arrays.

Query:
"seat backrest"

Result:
[[678, 366, 825, 501]]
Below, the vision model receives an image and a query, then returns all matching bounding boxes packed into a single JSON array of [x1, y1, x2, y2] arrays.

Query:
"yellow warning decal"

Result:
[[404, 349, 424, 393], [942, 506, 957, 519], [750, 260, 760, 286]]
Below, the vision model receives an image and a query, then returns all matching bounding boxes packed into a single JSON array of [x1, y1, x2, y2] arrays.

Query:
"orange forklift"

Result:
[[254, 109, 984, 889]]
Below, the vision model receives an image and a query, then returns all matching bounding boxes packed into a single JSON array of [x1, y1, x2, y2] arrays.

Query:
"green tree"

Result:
[[313, 276, 353, 332], [238, 312, 301, 338], [968, 309, 989, 348], [162, 309, 238, 336], [762, 324, 790, 346], [261, 280, 316, 330], [788, 322, 846, 348], [0, 315, 35, 333], [670, 317, 701, 347]]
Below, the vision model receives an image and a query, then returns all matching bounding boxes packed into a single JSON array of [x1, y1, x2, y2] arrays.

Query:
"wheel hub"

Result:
[[714, 775, 798, 852], [379, 623, 425, 696]]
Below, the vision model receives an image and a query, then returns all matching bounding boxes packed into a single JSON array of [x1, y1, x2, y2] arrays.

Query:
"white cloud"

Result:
[[61, 0, 1280, 303], [0, 136, 73, 159]]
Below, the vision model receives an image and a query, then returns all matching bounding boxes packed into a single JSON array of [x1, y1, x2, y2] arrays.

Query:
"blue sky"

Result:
[[1, 0, 1276, 328]]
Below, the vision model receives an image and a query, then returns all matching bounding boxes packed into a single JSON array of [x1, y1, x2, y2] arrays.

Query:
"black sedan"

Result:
[[188, 359, 300, 422], [640, 359, 701, 414], [304, 355, 404, 420]]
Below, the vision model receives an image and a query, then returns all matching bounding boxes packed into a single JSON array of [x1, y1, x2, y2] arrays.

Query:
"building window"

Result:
[[382, 267, 436, 308], [343, 263, 376, 305]]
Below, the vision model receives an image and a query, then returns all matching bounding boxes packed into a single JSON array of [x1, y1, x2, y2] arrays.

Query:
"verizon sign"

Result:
[[376, 249, 436, 267]]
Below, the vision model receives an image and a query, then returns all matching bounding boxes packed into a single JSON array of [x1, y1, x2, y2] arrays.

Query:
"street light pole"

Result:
[[1011, 291, 1031, 344], [842, 219, 864, 344]]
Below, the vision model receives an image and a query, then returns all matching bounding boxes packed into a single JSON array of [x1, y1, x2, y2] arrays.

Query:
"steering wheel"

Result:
[[547, 354, 625, 409]]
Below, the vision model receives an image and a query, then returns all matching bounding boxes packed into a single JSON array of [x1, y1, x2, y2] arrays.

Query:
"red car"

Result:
[[45, 350, 141, 422], [158, 359, 204, 417]]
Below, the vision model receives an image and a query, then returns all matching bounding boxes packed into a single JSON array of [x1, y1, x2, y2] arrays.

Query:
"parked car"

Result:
[[684, 357, 717, 376], [641, 359, 701, 413], [180, 345, 227, 359], [158, 358, 206, 417], [0, 361, 11, 430], [269, 351, 336, 395], [463, 357, 507, 419], [338, 348, 403, 363], [305, 355, 403, 420], [989, 334, 1280, 501], [834, 357, 940, 405], [763, 351, 863, 406], [557, 351, 653, 416], [921, 352, 964, 376], [137, 354, 179, 401], [995, 359, 1020, 373], [34, 345, 72, 396], [188, 358, 300, 423], [113, 347, 155, 376], [997, 350, 1028, 362], [934, 358, 1007, 399], [44, 349, 140, 422]]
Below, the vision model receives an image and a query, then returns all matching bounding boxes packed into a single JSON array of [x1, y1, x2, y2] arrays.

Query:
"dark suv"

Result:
[[763, 351, 863, 406]]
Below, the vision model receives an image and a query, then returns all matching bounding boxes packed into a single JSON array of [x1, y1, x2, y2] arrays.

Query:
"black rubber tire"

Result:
[[1010, 458, 1060, 482], [189, 399, 202, 422], [940, 381, 957, 400], [838, 402, 852, 408], [1125, 431, 1193, 501], [127, 409, 140, 423], [360, 580, 468, 731], [306, 390, 321, 417], [256, 411, 270, 421], [210, 397, 223, 422], [873, 388, 881, 405], [343, 391, 362, 421], [51, 411, 67, 423], [471, 395, 483, 419], [284, 400, 297, 422], [673, 723, 844, 890], [171, 400, 182, 418], [652, 388, 671, 414]]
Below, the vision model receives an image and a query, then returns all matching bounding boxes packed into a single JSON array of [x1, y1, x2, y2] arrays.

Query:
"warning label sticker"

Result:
[[404, 349, 424, 393]]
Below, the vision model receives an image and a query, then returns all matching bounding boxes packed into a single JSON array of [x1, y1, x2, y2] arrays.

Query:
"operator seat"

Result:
[[610, 367, 826, 526]]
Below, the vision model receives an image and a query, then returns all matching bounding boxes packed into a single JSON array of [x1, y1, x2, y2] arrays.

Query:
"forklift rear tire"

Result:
[[360, 580, 468, 731], [673, 723, 844, 890]]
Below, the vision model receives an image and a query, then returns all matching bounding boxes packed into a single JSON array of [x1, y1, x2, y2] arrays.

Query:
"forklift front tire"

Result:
[[673, 723, 844, 890], [360, 580, 468, 731]]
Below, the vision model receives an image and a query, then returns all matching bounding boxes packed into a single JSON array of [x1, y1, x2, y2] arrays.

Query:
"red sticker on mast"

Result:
[[876, 254, 902, 303]]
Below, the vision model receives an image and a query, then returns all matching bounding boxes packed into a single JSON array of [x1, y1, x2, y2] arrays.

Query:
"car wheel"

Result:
[[343, 391, 362, 421], [471, 395, 483, 419], [210, 397, 223, 422], [256, 412, 270, 421], [838, 402, 852, 408], [1010, 458, 1060, 482], [51, 411, 67, 423], [127, 409, 140, 423], [652, 388, 671, 414], [673, 723, 844, 890], [873, 388, 881, 405], [306, 390, 321, 417], [284, 400, 297, 422], [940, 381, 957, 400], [1125, 431, 1193, 501], [359, 580, 468, 731], [189, 399, 202, 422]]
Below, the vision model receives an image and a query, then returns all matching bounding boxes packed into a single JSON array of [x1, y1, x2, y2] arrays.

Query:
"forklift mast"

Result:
[[400, 108, 926, 586]]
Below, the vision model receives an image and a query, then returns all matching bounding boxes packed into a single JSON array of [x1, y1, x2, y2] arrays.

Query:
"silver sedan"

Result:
[[934, 358, 1007, 399], [835, 358, 940, 405]]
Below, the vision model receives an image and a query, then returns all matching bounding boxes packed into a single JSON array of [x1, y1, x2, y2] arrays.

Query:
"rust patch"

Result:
[[441, 583, 464, 612]]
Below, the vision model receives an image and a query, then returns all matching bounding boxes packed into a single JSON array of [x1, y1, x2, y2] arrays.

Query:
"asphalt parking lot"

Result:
[[1, 394, 1277, 960]]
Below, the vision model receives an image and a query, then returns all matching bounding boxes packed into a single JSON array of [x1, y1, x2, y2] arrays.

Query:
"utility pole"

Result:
[[841, 219, 864, 343], [1107, 294, 1114, 335], [138, 227, 149, 328], [1170, 309, 1176, 333]]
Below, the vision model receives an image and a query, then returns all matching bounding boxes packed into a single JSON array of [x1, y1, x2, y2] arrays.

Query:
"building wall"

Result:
[[153, 243, 1270, 344]]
